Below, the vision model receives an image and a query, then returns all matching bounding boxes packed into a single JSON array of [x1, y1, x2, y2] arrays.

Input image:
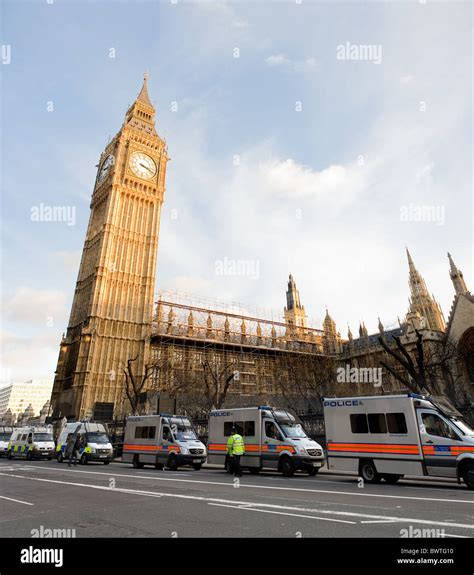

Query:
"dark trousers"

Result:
[[68, 449, 79, 466], [233, 455, 242, 477]]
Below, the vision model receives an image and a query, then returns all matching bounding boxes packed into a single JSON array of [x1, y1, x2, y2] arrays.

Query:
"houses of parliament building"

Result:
[[50, 77, 474, 422]]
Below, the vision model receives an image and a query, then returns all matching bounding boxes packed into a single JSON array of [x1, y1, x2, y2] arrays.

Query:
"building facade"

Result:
[[0, 379, 53, 421]]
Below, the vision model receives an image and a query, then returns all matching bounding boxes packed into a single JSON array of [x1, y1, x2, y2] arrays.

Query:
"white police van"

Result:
[[123, 414, 207, 470], [7, 426, 55, 460], [208, 406, 325, 476], [56, 422, 113, 464], [323, 394, 474, 488], [0, 426, 14, 457]]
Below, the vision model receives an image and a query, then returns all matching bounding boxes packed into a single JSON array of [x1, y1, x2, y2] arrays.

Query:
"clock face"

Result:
[[97, 154, 115, 183], [129, 151, 157, 180]]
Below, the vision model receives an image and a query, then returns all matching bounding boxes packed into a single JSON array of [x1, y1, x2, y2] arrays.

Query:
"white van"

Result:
[[0, 426, 14, 457], [123, 414, 207, 470], [56, 422, 113, 464], [208, 406, 325, 476], [323, 393, 474, 489], [7, 426, 55, 460]]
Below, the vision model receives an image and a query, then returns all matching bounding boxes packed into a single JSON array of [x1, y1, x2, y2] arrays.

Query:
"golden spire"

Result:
[[136, 71, 153, 108]]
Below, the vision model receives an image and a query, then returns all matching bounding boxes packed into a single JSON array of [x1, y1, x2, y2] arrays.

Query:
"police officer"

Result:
[[227, 426, 245, 477], [68, 433, 82, 467]]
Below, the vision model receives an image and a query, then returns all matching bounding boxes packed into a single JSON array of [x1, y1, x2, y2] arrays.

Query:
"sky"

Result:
[[1, 0, 472, 383]]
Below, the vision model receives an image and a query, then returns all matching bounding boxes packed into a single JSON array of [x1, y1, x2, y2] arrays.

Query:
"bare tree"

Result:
[[122, 356, 156, 415], [378, 330, 462, 402], [276, 355, 337, 413], [201, 354, 238, 410]]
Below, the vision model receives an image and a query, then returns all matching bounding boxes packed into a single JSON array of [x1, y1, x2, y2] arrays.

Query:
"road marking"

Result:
[[0, 495, 34, 506], [208, 503, 357, 524], [0, 471, 473, 531], [14, 464, 474, 506], [360, 519, 401, 524]]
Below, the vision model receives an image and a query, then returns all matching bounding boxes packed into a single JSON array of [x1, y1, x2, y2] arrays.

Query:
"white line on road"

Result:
[[0, 471, 473, 531], [14, 464, 474, 506], [0, 495, 34, 506], [360, 519, 401, 524], [208, 503, 357, 524]]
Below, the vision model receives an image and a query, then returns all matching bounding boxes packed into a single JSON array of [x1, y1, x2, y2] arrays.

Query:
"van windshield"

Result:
[[274, 411, 308, 438], [170, 418, 197, 441], [34, 433, 53, 441], [86, 432, 109, 444], [0, 432, 11, 440], [451, 418, 474, 437]]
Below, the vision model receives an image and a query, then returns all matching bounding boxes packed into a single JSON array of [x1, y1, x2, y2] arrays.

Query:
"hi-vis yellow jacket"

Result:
[[227, 433, 245, 456]]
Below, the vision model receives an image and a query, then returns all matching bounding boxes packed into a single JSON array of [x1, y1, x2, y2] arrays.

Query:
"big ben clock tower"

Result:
[[51, 74, 168, 420]]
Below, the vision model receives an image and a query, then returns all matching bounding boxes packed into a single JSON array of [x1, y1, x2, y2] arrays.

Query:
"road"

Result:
[[0, 459, 473, 538]]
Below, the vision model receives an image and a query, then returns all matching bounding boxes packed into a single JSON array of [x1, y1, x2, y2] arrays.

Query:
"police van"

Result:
[[123, 414, 207, 470], [323, 394, 474, 489], [208, 406, 325, 476], [0, 426, 14, 457], [56, 422, 113, 464], [7, 426, 55, 460]]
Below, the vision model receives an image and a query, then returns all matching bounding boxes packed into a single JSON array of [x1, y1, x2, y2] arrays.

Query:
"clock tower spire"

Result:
[[51, 74, 168, 420]]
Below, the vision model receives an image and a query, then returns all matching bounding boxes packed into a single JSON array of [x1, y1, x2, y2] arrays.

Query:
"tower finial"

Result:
[[406, 247, 416, 272], [447, 252, 468, 296]]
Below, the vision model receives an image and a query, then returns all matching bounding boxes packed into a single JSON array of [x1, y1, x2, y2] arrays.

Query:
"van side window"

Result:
[[134, 426, 156, 439], [350, 414, 368, 433], [421, 413, 459, 440], [387, 413, 407, 434], [21, 434, 27, 441], [224, 421, 254, 437], [244, 421, 255, 437], [368, 413, 387, 434]]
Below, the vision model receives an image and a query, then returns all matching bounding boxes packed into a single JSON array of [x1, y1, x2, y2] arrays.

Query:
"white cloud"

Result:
[[0, 329, 60, 382], [266, 53, 317, 71], [3, 287, 67, 326], [54, 250, 82, 272]]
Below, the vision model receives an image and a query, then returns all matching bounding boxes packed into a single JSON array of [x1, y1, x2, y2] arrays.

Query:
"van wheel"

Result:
[[155, 462, 164, 470], [359, 460, 381, 484], [462, 462, 474, 490], [26, 451, 33, 461], [80, 454, 88, 465], [307, 467, 319, 476], [7, 450, 13, 460], [132, 455, 144, 469], [382, 474, 402, 484], [279, 456, 295, 477], [57, 452, 64, 463], [192, 463, 202, 471], [167, 454, 178, 471]]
